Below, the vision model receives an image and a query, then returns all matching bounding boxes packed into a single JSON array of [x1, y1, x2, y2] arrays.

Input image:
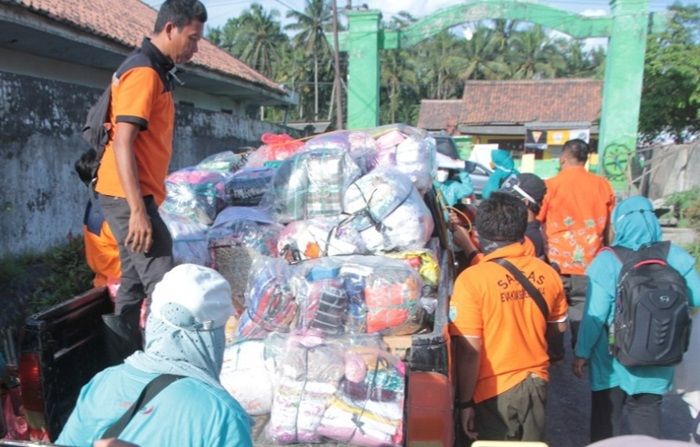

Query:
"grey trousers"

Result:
[[475, 374, 548, 442], [562, 274, 589, 349], [98, 194, 173, 316]]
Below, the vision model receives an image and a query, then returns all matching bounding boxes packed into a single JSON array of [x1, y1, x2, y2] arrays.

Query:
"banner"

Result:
[[546, 129, 590, 145], [525, 129, 547, 150]]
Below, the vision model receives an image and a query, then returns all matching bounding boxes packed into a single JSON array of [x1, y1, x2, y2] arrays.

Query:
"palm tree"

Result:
[[285, 0, 333, 121], [460, 26, 509, 81], [213, 4, 288, 79], [509, 25, 566, 79]]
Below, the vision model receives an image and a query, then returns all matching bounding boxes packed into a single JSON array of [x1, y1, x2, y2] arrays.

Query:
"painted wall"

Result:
[[0, 70, 296, 256], [647, 142, 700, 200]]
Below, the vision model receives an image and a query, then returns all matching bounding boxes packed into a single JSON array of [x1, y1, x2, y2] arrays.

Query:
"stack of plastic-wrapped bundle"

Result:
[[157, 126, 439, 446]]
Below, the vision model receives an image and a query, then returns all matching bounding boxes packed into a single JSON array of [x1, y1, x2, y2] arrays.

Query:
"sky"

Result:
[[143, 0, 685, 30]]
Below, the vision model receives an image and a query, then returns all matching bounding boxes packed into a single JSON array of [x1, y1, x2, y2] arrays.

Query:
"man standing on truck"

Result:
[[450, 192, 568, 441], [94, 0, 207, 356], [56, 264, 253, 447]]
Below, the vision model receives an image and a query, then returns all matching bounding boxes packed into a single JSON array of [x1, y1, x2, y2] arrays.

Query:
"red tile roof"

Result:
[[417, 99, 464, 130], [461, 79, 602, 124], [15, 0, 285, 93]]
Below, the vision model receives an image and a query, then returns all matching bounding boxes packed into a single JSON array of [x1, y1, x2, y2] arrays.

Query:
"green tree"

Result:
[[509, 25, 566, 79], [208, 3, 289, 79], [640, 3, 700, 142], [286, 0, 333, 121], [460, 25, 510, 80]]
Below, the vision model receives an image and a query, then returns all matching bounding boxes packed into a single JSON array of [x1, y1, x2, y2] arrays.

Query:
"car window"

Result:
[[473, 165, 489, 176]]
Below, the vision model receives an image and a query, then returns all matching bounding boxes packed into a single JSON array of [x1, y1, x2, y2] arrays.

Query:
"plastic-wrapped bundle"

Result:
[[237, 257, 297, 339], [222, 167, 276, 206], [196, 150, 248, 173], [304, 131, 378, 173], [161, 168, 229, 225], [267, 334, 347, 444], [277, 216, 367, 262], [371, 124, 437, 194], [338, 256, 425, 335], [220, 340, 276, 416], [159, 209, 210, 266], [343, 168, 434, 252], [317, 346, 406, 447], [264, 148, 362, 223], [289, 261, 347, 336], [245, 133, 305, 168], [209, 207, 282, 311]]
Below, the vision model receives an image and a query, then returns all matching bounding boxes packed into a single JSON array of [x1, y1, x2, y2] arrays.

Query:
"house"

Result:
[[0, 0, 298, 256], [417, 79, 602, 157]]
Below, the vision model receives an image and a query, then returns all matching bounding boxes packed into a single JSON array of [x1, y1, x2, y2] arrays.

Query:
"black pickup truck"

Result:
[[13, 190, 457, 446]]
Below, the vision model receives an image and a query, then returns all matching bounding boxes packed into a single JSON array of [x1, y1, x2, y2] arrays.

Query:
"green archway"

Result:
[[336, 0, 668, 177]]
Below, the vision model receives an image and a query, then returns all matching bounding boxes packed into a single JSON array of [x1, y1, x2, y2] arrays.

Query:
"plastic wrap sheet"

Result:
[[277, 216, 367, 262], [209, 207, 282, 311], [220, 340, 276, 415], [161, 168, 230, 225], [262, 334, 405, 447], [386, 250, 441, 315], [263, 148, 362, 223], [245, 133, 305, 168], [222, 167, 276, 206], [237, 257, 297, 339], [159, 209, 210, 266], [196, 150, 248, 173], [371, 124, 437, 194], [304, 131, 378, 173], [343, 168, 434, 252]]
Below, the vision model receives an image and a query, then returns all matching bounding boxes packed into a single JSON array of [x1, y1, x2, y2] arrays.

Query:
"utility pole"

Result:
[[332, 0, 344, 129]]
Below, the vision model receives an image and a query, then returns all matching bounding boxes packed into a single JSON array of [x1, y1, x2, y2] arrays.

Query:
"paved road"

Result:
[[545, 331, 696, 446]]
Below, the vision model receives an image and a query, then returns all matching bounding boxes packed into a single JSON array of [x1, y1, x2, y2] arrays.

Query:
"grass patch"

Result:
[[0, 237, 93, 320]]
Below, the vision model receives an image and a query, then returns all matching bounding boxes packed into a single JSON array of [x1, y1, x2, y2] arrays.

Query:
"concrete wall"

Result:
[[0, 70, 297, 257], [646, 142, 700, 200]]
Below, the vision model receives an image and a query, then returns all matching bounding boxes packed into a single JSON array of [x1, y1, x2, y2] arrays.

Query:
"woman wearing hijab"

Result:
[[572, 196, 700, 442], [57, 264, 252, 447], [481, 149, 519, 200]]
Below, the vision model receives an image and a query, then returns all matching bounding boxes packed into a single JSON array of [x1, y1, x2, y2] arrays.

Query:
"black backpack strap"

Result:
[[612, 241, 671, 273], [491, 258, 549, 321], [101, 374, 183, 439]]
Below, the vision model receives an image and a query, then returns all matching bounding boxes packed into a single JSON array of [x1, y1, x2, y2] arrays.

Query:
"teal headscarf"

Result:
[[482, 149, 518, 199], [611, 195, 662, 250]]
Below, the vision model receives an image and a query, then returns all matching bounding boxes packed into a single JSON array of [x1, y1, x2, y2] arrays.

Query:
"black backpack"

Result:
[[74, 85, 112, 185], [610, 241, 692, 367]]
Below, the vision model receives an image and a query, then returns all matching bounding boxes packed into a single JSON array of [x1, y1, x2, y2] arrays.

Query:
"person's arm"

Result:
[[454, 335, 481, 440], [573, 271, 613, 378], [603, 183, 616, 246], [113, 121, 152, 254]]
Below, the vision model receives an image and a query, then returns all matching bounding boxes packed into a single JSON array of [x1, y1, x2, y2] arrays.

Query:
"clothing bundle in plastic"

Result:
[[371, 124, 437, 194], [196, 150, 249, 174], [220, 340, 276, 416], [222, 167, 276, 206], [161, 167, 230, 226], [245, 133, 305, 168], [343, 168, 434, 253], [277, 215, 367, 262], [264, 148, 362, 223], [159, 209, 210, 266], [264, 334, 405, 447], [304, 131, 378, 174], [208, 207, 283, 311]]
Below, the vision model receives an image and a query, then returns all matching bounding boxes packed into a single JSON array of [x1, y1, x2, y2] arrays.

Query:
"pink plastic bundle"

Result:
[[245, 133, 305, 168]]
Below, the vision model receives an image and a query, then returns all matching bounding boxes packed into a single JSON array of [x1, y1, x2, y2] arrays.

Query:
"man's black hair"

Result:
[[154, 0, 207, 33], [562, 138, 590, 163], [475, 192, 528, 243]]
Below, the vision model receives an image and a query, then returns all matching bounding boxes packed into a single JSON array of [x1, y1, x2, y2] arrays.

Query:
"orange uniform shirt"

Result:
[[539, 166, 615, 275], [95, 67, 174, 205], [449, 242, 567, 403]]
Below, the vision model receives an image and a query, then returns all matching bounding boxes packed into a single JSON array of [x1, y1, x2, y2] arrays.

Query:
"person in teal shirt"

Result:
[[57, 264, 252, 447], [573, 196, 700, 442], [481, 149, 518, 200]]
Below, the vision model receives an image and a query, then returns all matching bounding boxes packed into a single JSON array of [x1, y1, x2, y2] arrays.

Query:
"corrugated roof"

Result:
[[12, 0, 285, 94], [462, 79, 602, 124]]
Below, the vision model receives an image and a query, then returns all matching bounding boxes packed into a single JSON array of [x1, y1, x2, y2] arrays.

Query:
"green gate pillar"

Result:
[[598, 0, 649, 171], [346, 10, 381, 130]]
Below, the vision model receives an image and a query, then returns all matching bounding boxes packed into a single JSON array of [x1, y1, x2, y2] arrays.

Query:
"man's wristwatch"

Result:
[[456, 399, 475, 409]]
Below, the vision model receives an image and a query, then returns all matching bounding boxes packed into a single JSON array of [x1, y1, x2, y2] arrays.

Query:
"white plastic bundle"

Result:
[[276, 215, 367, 261], [159, 209, 210, 266], [372, 124, 437, 194], [220, 340, 276, 415], [343, 168, 434, 252]]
